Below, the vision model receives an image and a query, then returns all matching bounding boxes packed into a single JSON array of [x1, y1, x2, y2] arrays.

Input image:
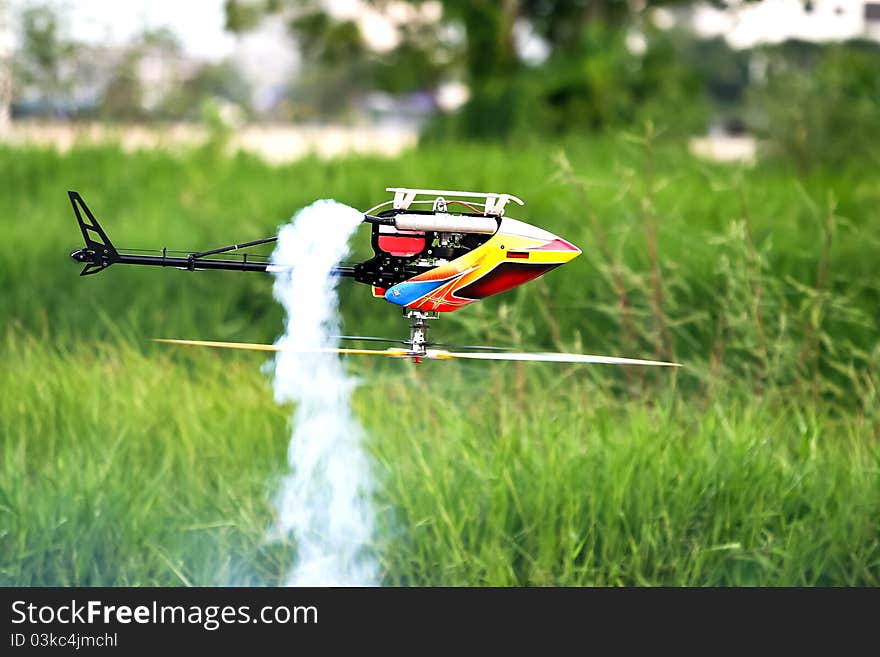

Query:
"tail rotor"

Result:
[[68, 191, 120, 276]]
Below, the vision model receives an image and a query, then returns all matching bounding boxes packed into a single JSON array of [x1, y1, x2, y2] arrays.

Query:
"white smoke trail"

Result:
[[268, 199, 377, 586]]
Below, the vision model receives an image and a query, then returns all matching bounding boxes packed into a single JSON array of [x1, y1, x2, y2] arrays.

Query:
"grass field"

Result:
[[1, 137, 878, 585]]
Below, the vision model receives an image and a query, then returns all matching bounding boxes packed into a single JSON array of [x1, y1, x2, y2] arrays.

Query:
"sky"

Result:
[[692, 0, 870, 48], [9, 0, 237, 60]]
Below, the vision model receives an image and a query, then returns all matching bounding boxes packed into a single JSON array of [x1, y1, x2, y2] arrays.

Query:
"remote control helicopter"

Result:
[[69, 187, 679, 368]]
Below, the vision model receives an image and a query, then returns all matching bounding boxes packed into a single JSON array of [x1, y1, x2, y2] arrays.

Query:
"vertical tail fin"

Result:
[[69, 191, 119, 276]]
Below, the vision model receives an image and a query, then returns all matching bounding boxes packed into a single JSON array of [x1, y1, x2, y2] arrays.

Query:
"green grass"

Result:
[[1, 137, 878, 585]]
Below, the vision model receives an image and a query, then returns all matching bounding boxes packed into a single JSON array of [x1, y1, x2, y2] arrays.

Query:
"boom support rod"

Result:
[[190, 236, 278, 259]]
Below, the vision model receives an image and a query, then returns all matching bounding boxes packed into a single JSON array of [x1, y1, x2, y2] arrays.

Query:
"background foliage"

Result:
[[1, 137, 877, 585]]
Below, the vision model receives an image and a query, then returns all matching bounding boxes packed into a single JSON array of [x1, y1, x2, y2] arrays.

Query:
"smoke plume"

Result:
[[268, 199, 377, 586]]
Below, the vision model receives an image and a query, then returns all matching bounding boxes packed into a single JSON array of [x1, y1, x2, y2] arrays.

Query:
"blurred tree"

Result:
[[224, 0, 266, 33], [100, 53, 144, 121], [96, 24, 253, 123], [288, 9, 372, 118], [0, 0, 11, 130], [225, 0, 455, 119], [442, 0, 519, 80], [748, 39, 880, 170], [138, 26, 183, 53], [13, 3, 77, 115], [223, 0, 763, 136], [160, 59, 252, 120], [691, 36, 750, 107], [100, 28, 183, 121], [445, 2, 719, 138]]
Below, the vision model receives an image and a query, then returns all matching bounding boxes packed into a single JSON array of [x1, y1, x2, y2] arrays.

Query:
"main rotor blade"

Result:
[[429, 350, 681, 366], [154, 339, 680, 366], [154, 338, 409, 357]]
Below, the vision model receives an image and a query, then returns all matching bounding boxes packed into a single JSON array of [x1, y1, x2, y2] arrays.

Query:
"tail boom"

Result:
[[68, 190, 355, 277]]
